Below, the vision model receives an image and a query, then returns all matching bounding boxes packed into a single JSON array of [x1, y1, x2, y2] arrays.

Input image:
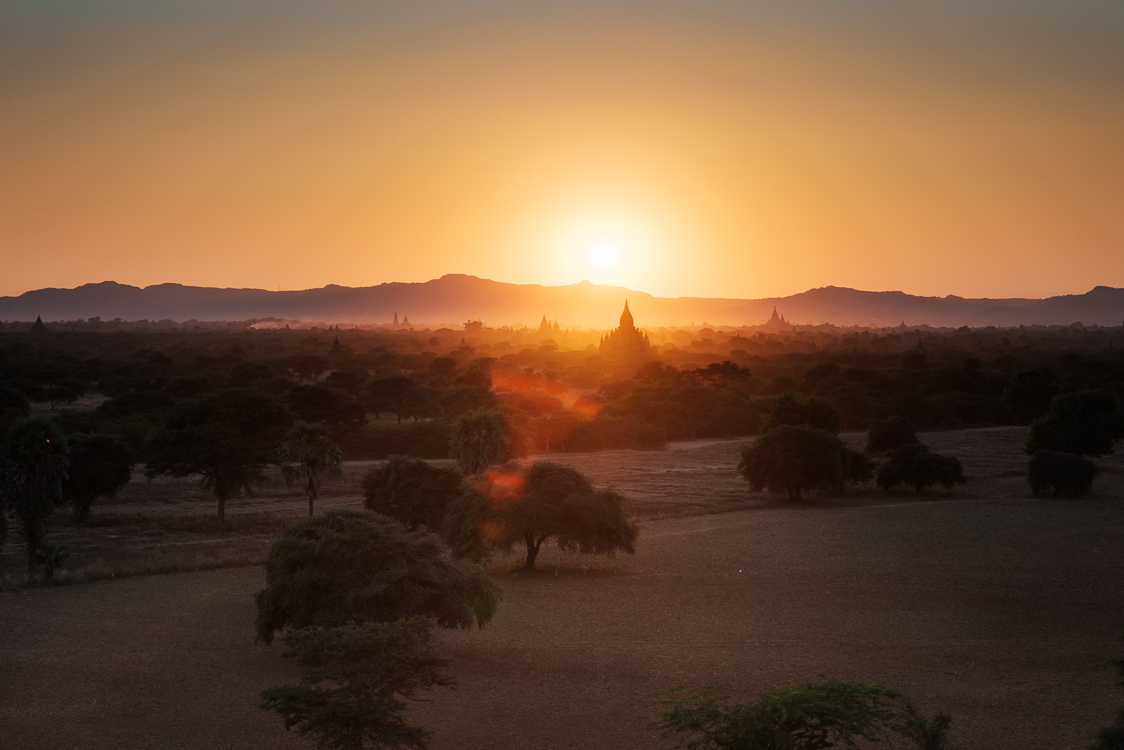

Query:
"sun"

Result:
[[590, 241, 619, 268]]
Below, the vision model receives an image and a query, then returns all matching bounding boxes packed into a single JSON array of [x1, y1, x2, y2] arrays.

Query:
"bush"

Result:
[[738, 425, 849, 500], [61, 434, 135, 519], [649, 677, 954, 750], [261, 617, 452, 750], [876, 444, 966, 493], [1025, 390, 1124, 457], [254, 509, 500, 644], [761, 393, 841, 435], [1027, 449, 1097, 497], [362, 456, 466, 531], [865, 416, 921, 456]]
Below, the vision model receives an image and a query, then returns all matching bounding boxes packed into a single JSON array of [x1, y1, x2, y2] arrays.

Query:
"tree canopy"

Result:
[[61, 433, 134, 519], [255, 509, 500, 644], [448, 411, 509, 474], [738, 425, 851, 500], [361, 455, 465, 532], [145, 388, 294, 521], [0, 416, 70, 576], [444, 461, 638, 571], [761, 393, 842, 435], [876, 444, 966, 493], [279, 421, 344, 516], [865, 416, 921, 456], [1025, 390, 1124, 457]]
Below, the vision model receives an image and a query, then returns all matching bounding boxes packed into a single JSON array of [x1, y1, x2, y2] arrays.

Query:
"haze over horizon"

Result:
[[3, 1, 1122, 300]]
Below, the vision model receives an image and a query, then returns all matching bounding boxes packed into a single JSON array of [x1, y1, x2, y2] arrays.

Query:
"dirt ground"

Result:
[[3, 428, 1124, 749]]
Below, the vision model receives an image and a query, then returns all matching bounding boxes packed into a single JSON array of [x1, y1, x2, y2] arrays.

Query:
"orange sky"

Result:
[[2, 0, 1122, 300]]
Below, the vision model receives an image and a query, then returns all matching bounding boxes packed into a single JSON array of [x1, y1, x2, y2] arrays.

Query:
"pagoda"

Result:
[[599, 301, 651, 358]]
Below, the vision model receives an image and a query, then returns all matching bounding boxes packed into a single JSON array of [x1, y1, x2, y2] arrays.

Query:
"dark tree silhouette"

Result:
[[1003, 369, 1060, 425], [738, 425, 849, 500], [876, 444, 966, 493], [279, 421, 343, 516], [255, 509, 499, 644], [1025, 390, 1124, 457], [61, 433, 134, 519], [449, 411, 509, 474], [444, 462, 638, 571], [146, 388, 294, 522], [761, 393, 841, 435], [1027, 449, 1097, 497], [362, 456, 465, 531], [287, 383, 366, 431], [865, 416, 921, 456], [261, 617, 453, 750], [0, 416, 69, 577]]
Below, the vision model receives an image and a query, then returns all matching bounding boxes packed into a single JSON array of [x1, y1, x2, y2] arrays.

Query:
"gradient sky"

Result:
[[2, 0, 1122, 300]]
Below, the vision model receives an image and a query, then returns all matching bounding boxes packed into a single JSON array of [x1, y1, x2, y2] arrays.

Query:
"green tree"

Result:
[[649, 677, 954, 750], [738, 425, 848, 501], [1003, 369, 1060, 426], [762, 393, 841, 435], [444, 462, 638, 571], [0, 416, 70, 577], [1025, 390, 1124, 457], [255, 509, 499, 645], [146, 388, 294, 522], [61, 433, 135, 519], [448, 411, 509, 474], [876, 444, 966, 493], [279, 421, 344, 516], [261, 617, 452, 750], [361, 456, 465, 531]]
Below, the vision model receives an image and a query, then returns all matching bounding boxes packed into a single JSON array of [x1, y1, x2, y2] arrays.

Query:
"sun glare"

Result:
[[590, 241, 619, 269]]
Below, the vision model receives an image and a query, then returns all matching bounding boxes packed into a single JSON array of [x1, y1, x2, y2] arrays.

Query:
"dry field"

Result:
[[3, 427, 1124, 749]]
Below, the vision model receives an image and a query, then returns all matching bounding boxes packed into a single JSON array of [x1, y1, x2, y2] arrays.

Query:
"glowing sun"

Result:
[[590, 241, 619, 268]]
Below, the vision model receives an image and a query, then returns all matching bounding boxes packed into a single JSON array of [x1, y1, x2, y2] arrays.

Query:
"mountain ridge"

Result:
[[2, 275, 1122, 328]]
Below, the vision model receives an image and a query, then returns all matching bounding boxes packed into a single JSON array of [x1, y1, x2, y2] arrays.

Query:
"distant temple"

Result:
[[29, 315, 48, 335], [762, 306, 790, 331], [539, 315, 561, 336], [599, 301, 651, 358]]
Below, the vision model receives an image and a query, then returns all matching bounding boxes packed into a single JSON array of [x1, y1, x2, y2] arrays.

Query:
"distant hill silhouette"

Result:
[[2, 275, 1122, 328]]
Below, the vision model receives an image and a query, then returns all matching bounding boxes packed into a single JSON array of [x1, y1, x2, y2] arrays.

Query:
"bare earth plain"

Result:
[[3, 427, 1124, 750]]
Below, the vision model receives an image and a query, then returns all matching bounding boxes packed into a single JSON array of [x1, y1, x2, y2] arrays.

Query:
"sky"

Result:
[[2, 0, 1122, 301]]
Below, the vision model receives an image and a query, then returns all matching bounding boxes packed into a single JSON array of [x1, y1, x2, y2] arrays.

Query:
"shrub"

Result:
[[876, 444, 966, 493], [738, 425, 849, 500], [761, 393, 841, 435], [649, 677, 954, 750], [865, 416, 921, 456], [362, 456, 466, 532], [1025, 390, 1124, 457], [261, 617, 452, 750], [1027, 449, 1097, 497], [254, 509, 500, 644]]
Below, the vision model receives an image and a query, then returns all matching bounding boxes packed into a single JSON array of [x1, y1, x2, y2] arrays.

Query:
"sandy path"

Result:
[[4, 488, 1124, 750]]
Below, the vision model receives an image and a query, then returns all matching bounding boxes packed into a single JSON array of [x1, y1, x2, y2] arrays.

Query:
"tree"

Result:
[[261, 617, 453, 750], [364, 376, 417, 423], [761, 393, 841, 435], [254, 509, 500, 644], [1003, 369, 1060, 425], [61, 433, 135, 519], [146, 388, 294, 522], [448, 411, 509, 474], [648, 677, 954, 750], [865, 416, 921, 456], [279, 421, 344, 516], [0, 416, 70, 577], [1092, 648, 1124, 750], [444, 461, 638, 571], [1025, 390, 1124, 458], [287, 383, 366, 432], [1026, 449, 1097, 498], [876, 444, 966, 493], [737, 425, 849, 500], [361, 456, 465, 531]]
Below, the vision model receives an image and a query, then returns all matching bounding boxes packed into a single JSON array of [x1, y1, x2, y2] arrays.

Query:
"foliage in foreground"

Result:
[[876, 444, 966, 493], [61, 433, 134, 519], [1027, 449, 1098, 497], [738, 425, 857, 501], [448, 411, 509, 474], [261, 617, 452, 750], [279, 421, 344, 516], [443, 461, 638, 571], [1025, 390, 1124, 458], [361, 456, 466, 532], [649, 677, 954, 750], [0, 416, 70, 576], [255, 509, 500, 644]]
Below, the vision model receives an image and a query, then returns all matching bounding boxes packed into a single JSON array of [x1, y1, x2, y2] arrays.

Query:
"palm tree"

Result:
[[278, 421, 343, 515], [449, 411, 509, 475], [0, 416, 70, 577]]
